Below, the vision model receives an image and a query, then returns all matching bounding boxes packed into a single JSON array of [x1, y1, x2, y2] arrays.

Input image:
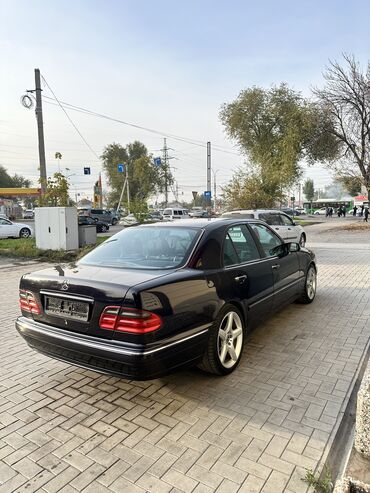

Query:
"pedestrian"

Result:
[[360, 205, 365, 217], [342, 206, 346, 218], [364, 207, 369, 223], [329, 207, 333, 218], [337, 207, 341, 217], [353, 205, 358, 216], [325, 207, 329, 218]]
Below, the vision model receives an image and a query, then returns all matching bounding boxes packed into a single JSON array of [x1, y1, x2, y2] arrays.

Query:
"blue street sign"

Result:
[[117, 164, 125, 173], [154, 157, 162, 166], [83, 167, 91, 175], [204, 191, 212, 198]]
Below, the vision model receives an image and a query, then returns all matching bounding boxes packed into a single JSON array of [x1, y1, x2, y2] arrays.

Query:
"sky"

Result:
[[1, 0, 370, 203]]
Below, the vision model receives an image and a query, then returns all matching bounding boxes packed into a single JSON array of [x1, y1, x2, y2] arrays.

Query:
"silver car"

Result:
[[222, 209, 307, 246]]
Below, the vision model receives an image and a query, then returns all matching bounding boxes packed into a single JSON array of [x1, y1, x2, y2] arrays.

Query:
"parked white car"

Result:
[[221, 209, 307, 246], [313, 207, 328, 215], [0, 218, 33, 239], [23, 209, 35, 219]]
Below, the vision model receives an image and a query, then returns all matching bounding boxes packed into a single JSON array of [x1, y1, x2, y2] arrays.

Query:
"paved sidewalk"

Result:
[[0, 242, 369, 492]]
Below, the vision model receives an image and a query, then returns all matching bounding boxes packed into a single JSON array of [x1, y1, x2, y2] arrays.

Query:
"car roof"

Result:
[[222, 209, 288, 214], [137, 217, 264, 230]]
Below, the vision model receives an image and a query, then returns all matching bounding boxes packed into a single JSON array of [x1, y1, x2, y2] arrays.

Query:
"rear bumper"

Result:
[[15, 316, 210, 380]]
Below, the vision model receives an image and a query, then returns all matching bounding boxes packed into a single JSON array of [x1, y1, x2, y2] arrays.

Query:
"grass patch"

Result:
[[0, 237, 108, 262], [294, 219, 322, 226]]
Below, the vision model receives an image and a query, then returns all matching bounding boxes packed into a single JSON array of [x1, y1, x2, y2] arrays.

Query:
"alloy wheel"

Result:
[[20, 228, 30, 238], [217, 311, 243, 369], [306, 267, 316, 300]]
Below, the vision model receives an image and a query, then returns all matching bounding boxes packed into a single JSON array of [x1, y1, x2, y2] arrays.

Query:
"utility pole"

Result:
[[34, 69, 47, 193], [126, 164, 130, 213], [161, 138, 174, 207], [162, 138, 169, 206], [212, 169, 219, 211], [207, 142, 211, 209]]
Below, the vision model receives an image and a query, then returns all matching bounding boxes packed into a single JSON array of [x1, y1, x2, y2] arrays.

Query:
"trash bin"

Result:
[[78, 225, 97, 247]]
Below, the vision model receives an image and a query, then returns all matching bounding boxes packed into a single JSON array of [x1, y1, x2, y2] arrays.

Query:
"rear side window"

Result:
[[223, 225, 260, 266], [259, 213, 282, 226]]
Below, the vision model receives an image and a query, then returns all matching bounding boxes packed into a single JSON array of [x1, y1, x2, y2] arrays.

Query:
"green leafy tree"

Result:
[[39, 173, 69, 206], [0, 165, 31, 188], [101, 141, 171, 207], [336, 175, 363, 196], [220, 84, 338, 207], [303, 179, 315, 202], [313, 54, 370, 200], [223, 168, 282, 209]]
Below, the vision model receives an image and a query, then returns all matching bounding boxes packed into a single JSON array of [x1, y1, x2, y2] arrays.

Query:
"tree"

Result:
[[313, 54, 370, 200], [39, 173, 69, 206], [0, 165, 31, 188], [336, 175, 363, 196], [222, 169, 280, 209], [220, 84, 338, 207], [303, 179, 315, 202], [101, 141, 171, 208]]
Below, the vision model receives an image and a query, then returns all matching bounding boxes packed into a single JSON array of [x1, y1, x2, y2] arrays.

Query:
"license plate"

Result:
[[45, 296, 89, 321]]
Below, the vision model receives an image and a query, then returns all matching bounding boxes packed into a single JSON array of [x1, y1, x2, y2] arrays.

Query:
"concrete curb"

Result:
[[312, 340, 370, 488]]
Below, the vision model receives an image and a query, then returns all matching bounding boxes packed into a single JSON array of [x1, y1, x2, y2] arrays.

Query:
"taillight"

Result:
[[19, 290, 41, 315], [99, 306, 162, 334]]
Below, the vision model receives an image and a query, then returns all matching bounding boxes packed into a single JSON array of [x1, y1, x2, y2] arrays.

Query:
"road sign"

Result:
[[84, 167, 91, 175], [117, 164, 125, 173], [154, 157, 162, 166], [204, 191, 212, 198], [192, 191, 198, 200]]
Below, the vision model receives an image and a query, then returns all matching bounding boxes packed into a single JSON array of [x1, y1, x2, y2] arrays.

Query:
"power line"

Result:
[[42, 94, 241, 157], [41, 76, 101, 161]]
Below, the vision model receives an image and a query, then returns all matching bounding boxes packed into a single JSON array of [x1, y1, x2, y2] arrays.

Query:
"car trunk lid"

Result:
[[20, 263, 172, 339]]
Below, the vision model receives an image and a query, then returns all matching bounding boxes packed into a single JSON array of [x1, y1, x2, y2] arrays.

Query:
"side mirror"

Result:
[[289, 242, 300, 252], [292, 221, 296, 226]]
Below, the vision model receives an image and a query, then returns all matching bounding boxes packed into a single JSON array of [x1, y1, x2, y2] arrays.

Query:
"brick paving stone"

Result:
[[1, 230, 370, 492]]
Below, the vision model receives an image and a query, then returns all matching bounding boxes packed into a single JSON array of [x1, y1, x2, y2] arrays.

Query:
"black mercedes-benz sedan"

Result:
[[16, 219, 317, 380]]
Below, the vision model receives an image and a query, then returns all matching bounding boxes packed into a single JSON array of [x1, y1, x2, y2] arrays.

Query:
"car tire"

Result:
[[198, 304, 245, 375], [19, 228, 31, 238], [111, 218, 118, 225], [299, 234, 306, 247], [297, 264, 317, 304], [101, 225, 107, 233]]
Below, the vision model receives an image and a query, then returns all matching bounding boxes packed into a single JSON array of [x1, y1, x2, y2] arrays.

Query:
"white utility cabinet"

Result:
[[35, 207, 79, 251]]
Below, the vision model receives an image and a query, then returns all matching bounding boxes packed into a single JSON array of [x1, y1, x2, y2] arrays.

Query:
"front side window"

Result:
[[280, 214, 294, 226], [0, 219, 11, 225], [251, 224, 282, 257], [223, 225, 260, 267], [80, 226, 200, 270]]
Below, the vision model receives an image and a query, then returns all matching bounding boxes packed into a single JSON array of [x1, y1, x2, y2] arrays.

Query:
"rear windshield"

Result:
[[79, 226, 200, 269]]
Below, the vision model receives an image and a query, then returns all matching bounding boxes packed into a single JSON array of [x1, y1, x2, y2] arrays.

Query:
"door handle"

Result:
[[272, 264, 280, 270], [234, 275, 247, 283]]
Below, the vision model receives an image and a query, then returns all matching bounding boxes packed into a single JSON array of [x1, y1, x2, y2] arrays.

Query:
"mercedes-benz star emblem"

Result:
[[61, 281, 69, 291]]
